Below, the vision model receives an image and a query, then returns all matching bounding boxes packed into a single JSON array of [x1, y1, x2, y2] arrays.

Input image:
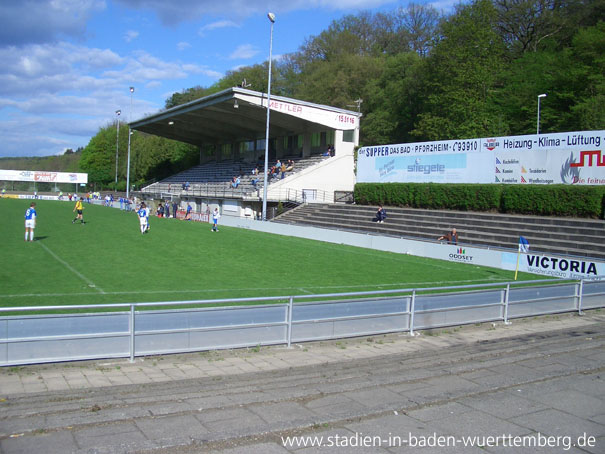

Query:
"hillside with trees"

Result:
[[79, 0, 604, 188]]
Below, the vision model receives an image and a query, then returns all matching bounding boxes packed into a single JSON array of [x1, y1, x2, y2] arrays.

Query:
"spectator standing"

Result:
[[438, 228, 459, 245], [185, 203, 192, 220], [172, 201, 178, 219], [24, 202, 36, 242], [164, 202, 170, 219]]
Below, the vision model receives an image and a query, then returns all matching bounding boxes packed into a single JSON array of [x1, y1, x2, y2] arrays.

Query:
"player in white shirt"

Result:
[[137, 203, 148, 234], [211, 207, 220, 232], [24, 202, 37, 242]]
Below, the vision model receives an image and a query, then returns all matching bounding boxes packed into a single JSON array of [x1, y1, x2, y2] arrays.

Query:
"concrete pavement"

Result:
[[1, 311, 604, 453]]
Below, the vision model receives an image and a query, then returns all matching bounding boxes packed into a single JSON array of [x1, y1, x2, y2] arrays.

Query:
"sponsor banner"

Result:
[[237, 93, 359, 130], [0, 170, 88, 184], [357, 130, 605, 185], [18, 194, 60, 201], [501, 252, 605, 279]]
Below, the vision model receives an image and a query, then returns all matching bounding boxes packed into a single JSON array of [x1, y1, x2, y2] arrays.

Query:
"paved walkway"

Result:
[[1, 312, 604, 453], [1, 312, 601, 397]]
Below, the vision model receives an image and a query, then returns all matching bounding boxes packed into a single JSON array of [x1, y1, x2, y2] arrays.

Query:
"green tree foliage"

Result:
[[79, 122, 198, 189], [413, 0, 508, 140], [569, 21, 605, 129], [79, 126, 115, 185]]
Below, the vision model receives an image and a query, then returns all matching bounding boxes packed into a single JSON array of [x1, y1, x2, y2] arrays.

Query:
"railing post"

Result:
[[287, 296, 294, 348], [129, 304, 135, 363], [577, 280, 584, 315], [409, 290, 417, 336], [503, 283, 512, 325]]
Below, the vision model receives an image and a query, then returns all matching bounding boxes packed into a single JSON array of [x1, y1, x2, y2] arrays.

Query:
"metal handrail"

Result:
[[1, 278, 604, 366]]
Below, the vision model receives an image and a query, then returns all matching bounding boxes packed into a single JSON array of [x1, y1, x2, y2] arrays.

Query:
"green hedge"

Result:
[[354, 183, 605, 218]]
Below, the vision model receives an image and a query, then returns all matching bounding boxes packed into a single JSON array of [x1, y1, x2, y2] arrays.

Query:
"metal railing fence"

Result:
[[1, 279, 603, 366]]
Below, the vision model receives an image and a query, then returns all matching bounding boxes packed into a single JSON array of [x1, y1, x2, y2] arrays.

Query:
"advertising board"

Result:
[[357, 130, 605, 185]]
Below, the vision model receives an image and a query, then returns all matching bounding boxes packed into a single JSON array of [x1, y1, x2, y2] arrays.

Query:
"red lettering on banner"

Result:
[[34, 172, 57, 182], [570, 150, 605, 167]]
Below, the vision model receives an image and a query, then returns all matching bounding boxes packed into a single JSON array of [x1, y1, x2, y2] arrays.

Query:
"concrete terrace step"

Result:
[[276, 204, 605, 260], [277, 216, 600, 259], [286, 212, 605, 247]]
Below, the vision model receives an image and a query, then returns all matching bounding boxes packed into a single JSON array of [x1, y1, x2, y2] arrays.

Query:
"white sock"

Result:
[[25, 232, 28, 241], [30, 231, 34, 241]]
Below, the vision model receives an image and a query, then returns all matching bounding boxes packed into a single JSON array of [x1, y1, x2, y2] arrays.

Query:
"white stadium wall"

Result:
[[357, 130, 605, 185], [221, 215, 605, 280]]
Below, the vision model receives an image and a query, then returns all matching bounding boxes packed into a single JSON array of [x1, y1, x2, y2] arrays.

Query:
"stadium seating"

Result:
[[275, 204, 605, 260], [140, 154, 330, 197]]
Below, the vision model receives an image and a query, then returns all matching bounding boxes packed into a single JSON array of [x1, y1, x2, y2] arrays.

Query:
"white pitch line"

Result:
[[37, 242, 105, 294], [0, 277, 510, 299]]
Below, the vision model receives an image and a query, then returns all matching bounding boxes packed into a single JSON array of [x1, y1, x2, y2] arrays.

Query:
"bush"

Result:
[[354, 183, 605, 218]]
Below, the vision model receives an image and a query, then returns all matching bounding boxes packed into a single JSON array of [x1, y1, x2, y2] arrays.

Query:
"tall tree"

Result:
[[413, 0, 508, 140], [362, 52, 425, 145], [79, 127, 115, 185]]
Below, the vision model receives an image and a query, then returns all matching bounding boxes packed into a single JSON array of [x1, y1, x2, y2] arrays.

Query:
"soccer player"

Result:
[[137, 202, 148, 234], [24, 202, 37, 241], [72, 197, 85, 224], [211, 207, 220, 232], [144, 202, 151, 231]]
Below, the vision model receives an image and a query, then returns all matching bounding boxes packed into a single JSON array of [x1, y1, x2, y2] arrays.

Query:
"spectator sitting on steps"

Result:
[[374, 205, 387, 223], [438, 228, 459, 245]]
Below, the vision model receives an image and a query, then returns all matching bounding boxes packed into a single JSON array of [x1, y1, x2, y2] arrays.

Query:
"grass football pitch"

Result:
[[1, 198, 546, 310]]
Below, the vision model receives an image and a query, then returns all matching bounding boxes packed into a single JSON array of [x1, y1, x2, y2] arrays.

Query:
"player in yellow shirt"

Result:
[[72, 197, 85, 224]]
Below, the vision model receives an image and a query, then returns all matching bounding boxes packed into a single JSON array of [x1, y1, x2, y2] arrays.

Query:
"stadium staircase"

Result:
[[274, 204, 605, 260]]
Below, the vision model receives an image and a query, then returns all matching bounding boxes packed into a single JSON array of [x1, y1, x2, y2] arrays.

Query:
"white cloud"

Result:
[[229, 44, 259, 60], [0, 43, 124, 98], [0, 0, 106, 46], [199, 20, 239, 35], [124, 30, 140, 42], [177, 41, 191, 51], [0, 39, 224, 156]]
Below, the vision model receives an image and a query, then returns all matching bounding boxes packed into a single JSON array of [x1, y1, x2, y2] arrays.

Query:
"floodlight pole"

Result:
[[126, 87, 134, 199], [115, 109, 121, 184], [262, 12, 275, 221], [537, 93, 547, 135]]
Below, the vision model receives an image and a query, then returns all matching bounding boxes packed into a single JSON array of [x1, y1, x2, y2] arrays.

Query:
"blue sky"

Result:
[[0, 0, 453, 158]]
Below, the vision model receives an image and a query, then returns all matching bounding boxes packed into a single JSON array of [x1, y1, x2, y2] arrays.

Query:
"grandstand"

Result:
[[133, 88, 360, 219], [142, 154, 330, 201], [275, 204, 605, 260]]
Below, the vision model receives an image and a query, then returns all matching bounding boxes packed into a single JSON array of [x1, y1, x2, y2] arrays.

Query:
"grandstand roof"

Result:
[[129, 87, 361, 146]]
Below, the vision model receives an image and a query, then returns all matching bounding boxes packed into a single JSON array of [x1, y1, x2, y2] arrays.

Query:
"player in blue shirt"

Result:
[[24, 202, 37, 242], [144, 203, 151, 231], [137, 203, 148, 234]]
